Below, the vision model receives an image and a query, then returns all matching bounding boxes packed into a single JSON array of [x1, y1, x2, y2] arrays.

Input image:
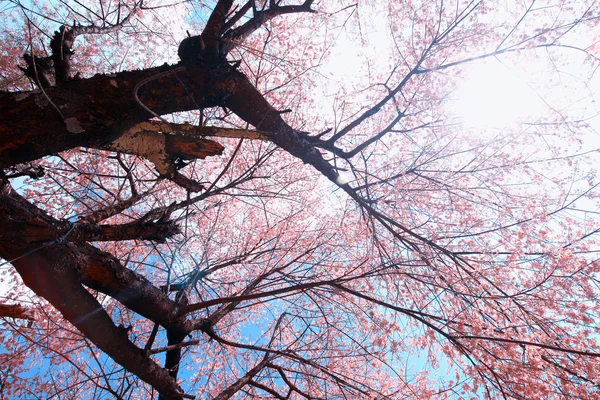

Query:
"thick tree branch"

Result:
[[202, 0, 234, 52], [0, 182, 205, 397], [222, 1, 253, 32], [70, 219, 180, 243], [0, 303, 36, 321], [178, 0, 233, 64], [161, 282, 194, 394], [12, 250, 185, 398], [0, 183, 192, 333], [1, 63, 234, 169]]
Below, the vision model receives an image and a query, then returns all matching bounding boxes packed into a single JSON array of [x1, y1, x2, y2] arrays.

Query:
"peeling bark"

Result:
[[121, 121, 270, 141]]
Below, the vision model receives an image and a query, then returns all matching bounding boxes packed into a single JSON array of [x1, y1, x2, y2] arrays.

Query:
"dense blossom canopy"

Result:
[[1, 0, 600, 398]]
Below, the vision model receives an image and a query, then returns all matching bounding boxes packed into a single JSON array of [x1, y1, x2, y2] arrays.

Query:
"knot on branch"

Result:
[[178, 35, 227, 66]]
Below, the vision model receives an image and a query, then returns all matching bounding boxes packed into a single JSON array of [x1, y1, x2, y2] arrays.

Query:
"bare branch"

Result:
[[223, 1, 316, 53], [147, 340, 200, 355]]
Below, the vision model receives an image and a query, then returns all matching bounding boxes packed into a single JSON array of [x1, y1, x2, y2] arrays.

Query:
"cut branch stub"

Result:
[[167, 134, 225, 162], [51, 26, 77, 84], [0, 303, 36, 321], [105, 127, 224, 176], [179, 0, 234, 64], [102, 122, 270, 188]]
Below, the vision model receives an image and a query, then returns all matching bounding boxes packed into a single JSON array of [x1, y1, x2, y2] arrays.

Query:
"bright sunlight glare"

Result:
[[451, 59, 543, 129]]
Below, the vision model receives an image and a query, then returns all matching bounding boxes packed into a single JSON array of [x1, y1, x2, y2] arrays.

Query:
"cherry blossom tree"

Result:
[[1, 0, 600, 398]]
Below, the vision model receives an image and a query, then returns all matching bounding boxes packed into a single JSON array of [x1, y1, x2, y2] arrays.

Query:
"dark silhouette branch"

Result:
[[223, 1, 316, 53]]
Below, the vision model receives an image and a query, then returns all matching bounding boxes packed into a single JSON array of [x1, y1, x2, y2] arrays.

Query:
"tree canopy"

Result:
[[1, 0, 600, 398]]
